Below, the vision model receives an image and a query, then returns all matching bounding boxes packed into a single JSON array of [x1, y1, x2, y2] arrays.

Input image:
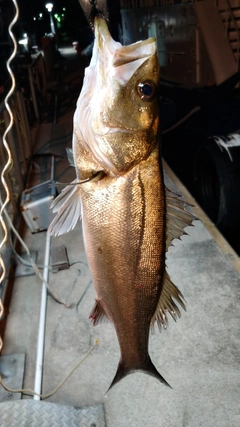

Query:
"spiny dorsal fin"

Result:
[[165, 187, 196, 250], [89, 299, 110, 326], [151, 269, 186, 332], [48, 179, 82, 236]]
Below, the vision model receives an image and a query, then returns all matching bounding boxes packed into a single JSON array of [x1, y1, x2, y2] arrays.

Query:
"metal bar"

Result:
[[39, 54, 47, 98], [28, 67, 40, 122], [15, 91, 32, 159], [34, 155, 54, 399], [195, 27, 201, 85], [11, 97, 28, 173], [33, 231, 51, 400]]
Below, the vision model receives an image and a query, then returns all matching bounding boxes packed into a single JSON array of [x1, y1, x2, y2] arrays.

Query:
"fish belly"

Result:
[[81, 147, 165, 368]]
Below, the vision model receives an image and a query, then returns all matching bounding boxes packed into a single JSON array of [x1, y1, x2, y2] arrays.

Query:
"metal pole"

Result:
[[34, 155, 54, 399], [28, 66, 40, 122], [195, 27, 201, 86], [15, 90, 32, 158], [11, 97, 28, 173], [33, 231, 51, 400], [49, 12, 56, 35]]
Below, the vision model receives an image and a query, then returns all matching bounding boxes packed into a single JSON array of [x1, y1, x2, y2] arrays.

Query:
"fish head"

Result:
[[74, 16, 160, 176]]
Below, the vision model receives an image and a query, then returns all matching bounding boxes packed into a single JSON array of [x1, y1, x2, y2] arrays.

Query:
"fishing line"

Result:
[[50, 170, 105, 187], [0, 340, 99, 398]]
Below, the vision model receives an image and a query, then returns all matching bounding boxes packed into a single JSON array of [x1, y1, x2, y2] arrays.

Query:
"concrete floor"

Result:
[[1, 48, 240, 426]]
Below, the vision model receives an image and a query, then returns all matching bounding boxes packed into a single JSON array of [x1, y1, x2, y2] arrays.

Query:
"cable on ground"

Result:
[[0, 340, 99, 398]]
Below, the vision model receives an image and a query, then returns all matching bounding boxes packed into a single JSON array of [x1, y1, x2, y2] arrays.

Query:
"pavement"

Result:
[[0, 47, 240, 427]]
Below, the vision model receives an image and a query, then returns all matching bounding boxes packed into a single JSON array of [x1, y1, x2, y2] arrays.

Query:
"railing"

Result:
[[120, 0, 202, 8], [0, 90, 33, 213], [27, 54, 48, 123], [0, 37, 56, 307], [26, 38, 56, 123], [216, 0, 240, 71]]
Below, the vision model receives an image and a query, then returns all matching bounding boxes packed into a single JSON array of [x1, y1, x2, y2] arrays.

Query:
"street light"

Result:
[[45, 3, 55, 34]]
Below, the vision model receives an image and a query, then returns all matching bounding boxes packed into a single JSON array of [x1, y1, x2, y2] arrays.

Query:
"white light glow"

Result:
[[19, 38, 28, 45], [45, 3, 53, 12]]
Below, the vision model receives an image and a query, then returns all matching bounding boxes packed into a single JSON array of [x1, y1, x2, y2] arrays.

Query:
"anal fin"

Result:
[[151, 270, 186, 332]]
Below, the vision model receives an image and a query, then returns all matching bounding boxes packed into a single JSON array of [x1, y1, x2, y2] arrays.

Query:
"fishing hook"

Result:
[[50, 171, 106, 187]]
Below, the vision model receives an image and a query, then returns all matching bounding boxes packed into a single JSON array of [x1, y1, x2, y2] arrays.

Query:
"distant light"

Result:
[[33, 17, 36, 20], [23, 33, 27, 38], [45, 3, 53, 12], [39, 13, 43, 18], [63, 7, 66, 11]]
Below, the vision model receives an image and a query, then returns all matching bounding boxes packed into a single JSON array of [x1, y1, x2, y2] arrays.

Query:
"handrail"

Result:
[[119, 0, 201, 9]]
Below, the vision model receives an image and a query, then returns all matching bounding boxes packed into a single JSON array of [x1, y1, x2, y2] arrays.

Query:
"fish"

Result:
[[48, 15, 194, 390]]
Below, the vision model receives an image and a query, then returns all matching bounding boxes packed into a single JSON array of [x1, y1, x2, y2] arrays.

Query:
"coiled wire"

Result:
[[0, 0, 19, 352]]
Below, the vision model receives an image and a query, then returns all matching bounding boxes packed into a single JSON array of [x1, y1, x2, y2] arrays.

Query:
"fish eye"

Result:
[[137, 81, 156, 101]]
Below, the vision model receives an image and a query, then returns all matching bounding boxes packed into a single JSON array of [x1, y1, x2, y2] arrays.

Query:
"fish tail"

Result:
[[143, 357, 172, 388], [107, 357, 171, 393]]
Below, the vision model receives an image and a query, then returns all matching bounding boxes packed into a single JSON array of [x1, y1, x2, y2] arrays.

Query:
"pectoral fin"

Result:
[[48, 179, 82, 236], [66, 147, 75, 167]]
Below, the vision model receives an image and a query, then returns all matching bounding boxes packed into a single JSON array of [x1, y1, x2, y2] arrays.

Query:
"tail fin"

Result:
[[107, 357, 171, 393]]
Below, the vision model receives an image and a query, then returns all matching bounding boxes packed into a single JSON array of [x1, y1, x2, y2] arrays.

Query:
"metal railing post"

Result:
[[15, 90, 32, 159]]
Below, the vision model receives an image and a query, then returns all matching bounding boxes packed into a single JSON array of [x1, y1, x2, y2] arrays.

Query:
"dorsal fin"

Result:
[[48, 179, 82, 236], [151, 269, 186, 332], [165, 187, 196, 250]]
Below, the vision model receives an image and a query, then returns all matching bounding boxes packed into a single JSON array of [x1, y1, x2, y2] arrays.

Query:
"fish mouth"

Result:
[[93, 15, 156, 83], [94, 15, 156, 62]]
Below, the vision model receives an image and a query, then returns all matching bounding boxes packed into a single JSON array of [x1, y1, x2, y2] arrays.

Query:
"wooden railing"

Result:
[[120, 0, 202, 8], [216, 0, 240, 71]]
